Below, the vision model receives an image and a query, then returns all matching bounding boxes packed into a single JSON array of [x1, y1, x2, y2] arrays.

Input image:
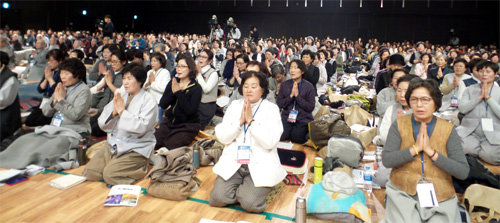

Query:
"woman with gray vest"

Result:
[[196, 49, 219, 130]]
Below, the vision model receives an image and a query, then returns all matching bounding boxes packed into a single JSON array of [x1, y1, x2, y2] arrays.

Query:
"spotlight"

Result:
[[2, 2, 9, 9], [133, 15, 138, 20], [82, 10, 87, 15]]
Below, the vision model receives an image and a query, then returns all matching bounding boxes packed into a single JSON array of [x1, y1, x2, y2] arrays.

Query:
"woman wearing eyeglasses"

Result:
[[196, 49, 219, 130], [381, 78, 469, 222], [154, 54, 202, 150]]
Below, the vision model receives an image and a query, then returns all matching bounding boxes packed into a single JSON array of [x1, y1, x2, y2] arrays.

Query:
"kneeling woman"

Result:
[[382, 78, 469, 222], [83, 63, 158, 185], [210, 71, 286, 213], [154, 54, 202, 150], [276, 59, 315, 144], [0, 58, 90, 169]]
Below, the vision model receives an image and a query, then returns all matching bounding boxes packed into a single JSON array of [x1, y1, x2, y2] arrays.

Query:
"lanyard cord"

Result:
[[412, 116, 434, 180], [65, 81, 83, 100], [243, 99, 263, 143], [292, 80, 303, 109]]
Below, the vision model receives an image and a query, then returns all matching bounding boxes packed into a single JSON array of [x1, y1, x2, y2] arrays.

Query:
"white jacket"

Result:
[[213, 98, 286, 187], [145, 68, 170, 104]]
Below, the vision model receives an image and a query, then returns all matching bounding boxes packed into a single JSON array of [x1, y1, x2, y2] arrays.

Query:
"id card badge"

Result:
[[416, 180, 439, 208], [237, 144, 251, 164], [450, 96, 459, 107], [287, 109, 298, 123], [51, 113, 64, 127], [40, 97, 50, 109], [481, 118, 494, 132]]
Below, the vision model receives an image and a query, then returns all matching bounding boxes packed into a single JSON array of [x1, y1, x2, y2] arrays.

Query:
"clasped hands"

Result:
[[411, 122, 438, 161], [239, 99, 254, 127]]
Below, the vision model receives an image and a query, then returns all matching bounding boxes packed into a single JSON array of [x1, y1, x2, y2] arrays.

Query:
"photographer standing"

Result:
[[99, 15, 114, 38], [250, 26, 259, 44], [229, 24, 241, 40]]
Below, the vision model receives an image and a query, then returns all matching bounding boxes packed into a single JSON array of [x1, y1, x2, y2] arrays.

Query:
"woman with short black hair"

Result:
[[276, 59, 315, 144], [382, 78, 468, 222], [155, 54, 202, 150]]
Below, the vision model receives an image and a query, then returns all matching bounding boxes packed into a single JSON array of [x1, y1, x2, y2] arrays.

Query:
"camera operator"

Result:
[[214, 24, 224, 40], [98, 15, 114, 38], [249, 26, 259, 44], [229, 23, 241, 40]]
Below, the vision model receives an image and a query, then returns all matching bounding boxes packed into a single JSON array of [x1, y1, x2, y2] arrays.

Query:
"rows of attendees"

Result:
[[0, 28, 499, 221]]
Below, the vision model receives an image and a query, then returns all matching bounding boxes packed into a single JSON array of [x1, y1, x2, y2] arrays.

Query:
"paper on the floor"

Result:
[[277, 141, 293, 150], [50, 174, 86, 190], [200, 219, 252, 223], [0, 169, 23, 182], [104, 185, 141, 207]]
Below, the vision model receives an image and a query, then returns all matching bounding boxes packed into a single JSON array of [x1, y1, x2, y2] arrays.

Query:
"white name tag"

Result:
[[287, 109, 298, 123], [416, 182, 439, 208], [481, 118, 494, 132], [450, 96, 459, 107], [51, 114, 63, 127], [237, 145, 251, 164]]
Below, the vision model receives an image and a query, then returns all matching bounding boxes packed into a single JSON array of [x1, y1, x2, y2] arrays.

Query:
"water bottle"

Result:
[[193, 150, 200, 169], [364, 164, 373, 195], [295, 196, 306, 223], [77, 137, 88, 165]]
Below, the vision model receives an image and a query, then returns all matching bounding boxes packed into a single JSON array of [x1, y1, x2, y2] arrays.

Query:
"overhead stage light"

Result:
[[2, 2, 9, 9]]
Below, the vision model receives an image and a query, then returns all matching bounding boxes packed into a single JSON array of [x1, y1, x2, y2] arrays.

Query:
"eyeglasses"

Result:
[[176, 65, 188, 69], [409, 96, 432, 105]]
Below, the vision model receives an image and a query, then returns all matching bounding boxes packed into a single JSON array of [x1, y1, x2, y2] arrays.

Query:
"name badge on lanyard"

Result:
[[51, 112, 64, 127], [450, 96, 459, 107], [237, 144, 251, 164], [417, 179, 439, 208], [482, 118, 494, 132], [287, 109, 299, 123]]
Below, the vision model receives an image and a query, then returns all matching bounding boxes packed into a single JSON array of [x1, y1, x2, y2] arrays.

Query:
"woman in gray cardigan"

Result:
[[0, 59, 91, 169], [457, 61, 500, 165]]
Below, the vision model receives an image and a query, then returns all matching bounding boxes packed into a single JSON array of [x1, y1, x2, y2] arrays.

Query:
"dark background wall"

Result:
[[1, 0, 498, 46]]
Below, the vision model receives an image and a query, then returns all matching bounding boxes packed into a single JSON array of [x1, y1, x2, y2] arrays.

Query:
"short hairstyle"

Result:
[[176, 53, 198, 80], [70, 49, 85, 60], [405, 78, 442, 112], [266, 47, 278, 56], [122, 63, 147, 87], [127, 49, 143, 61], [153, 43, 166, 52], [202, 49, 214, 62], [103, 43, 120, 52], [420, 53, 431, 62], [317, 49, 328, 59], [58, 58, 87, 84], [397, 74, 419, 86], [270, 63, 285, 77], [0, 51, 9, 66], [388, 54, 405, 66], [468, 58, 486, 71], [235, 54, 250, 64], [290, 59, 308, 75], [111, 49, 128, 62], [478, 60, 499, 73], [46, 49, 65, 61], [104, 15, 112, 19], [301, 49, 315, 60], [238, 71, 270, 99], [454, 58, 467, 67], [391, 68, 408, 79], [151, 52, 166, 68]]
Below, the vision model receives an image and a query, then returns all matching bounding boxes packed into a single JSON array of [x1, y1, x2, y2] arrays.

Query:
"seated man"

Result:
[[21, 39, 48, 81], [376, 65, 406, 117]]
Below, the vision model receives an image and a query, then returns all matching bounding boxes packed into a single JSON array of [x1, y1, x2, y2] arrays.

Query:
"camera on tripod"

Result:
[[208, 15, 218, 29], [95, 19, 104, 29]]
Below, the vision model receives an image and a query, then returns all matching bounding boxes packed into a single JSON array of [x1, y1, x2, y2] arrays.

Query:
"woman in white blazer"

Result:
[[210, 71, 286, 213], [457, 61, 500, 165]]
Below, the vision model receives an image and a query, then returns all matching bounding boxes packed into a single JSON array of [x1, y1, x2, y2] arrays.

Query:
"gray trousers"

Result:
[[462, 127, 500, 165], [382, 181, 462, 223], [209, 165, 272, 213]]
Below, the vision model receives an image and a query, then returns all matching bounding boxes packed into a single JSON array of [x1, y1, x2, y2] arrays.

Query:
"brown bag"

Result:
[[338, 104, 373, 127], [314, 105, 331, 119], [308, 113, 351, 150], [462, 184, 500, 223], [351, 127, 377, 148], [192, 138, 224, 166], [148, 177, 201, 201]]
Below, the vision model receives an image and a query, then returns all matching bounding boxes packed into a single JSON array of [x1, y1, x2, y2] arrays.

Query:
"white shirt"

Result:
[[213, 99, 287, 187], [145, 68, 170, 104], [316, 61, 328, 95]]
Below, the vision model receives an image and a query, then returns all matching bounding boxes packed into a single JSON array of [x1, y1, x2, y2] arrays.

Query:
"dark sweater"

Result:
[[276, 79, 316, 123], [304, 64, 319, 94], [37, 70, 61, 97], [159, 79, 202, 125]]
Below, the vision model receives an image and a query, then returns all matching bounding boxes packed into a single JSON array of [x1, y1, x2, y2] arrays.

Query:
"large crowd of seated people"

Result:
[[0, 25, 499, 220]]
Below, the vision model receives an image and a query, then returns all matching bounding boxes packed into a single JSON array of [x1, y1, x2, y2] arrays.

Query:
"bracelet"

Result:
[[411, 145, 417, 156], [431, 150, 437, 159]]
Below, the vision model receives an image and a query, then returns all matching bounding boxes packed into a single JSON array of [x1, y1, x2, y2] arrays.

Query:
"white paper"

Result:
[[0, 169, 23, 182], [482, 118, 494, 132], [277, 141, 293, 150], [416, 183, 439, 208]]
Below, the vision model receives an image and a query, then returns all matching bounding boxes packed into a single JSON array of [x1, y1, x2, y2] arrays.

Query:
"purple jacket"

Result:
[[276, 79, 316, 123]]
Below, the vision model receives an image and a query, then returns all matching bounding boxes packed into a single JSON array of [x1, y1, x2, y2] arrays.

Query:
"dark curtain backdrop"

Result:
[[1, 0, 498, 45]]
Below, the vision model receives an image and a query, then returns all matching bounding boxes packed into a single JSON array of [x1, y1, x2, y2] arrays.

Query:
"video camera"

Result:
[[95, 19, 104, 29], [208, 15, 218, 29]]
